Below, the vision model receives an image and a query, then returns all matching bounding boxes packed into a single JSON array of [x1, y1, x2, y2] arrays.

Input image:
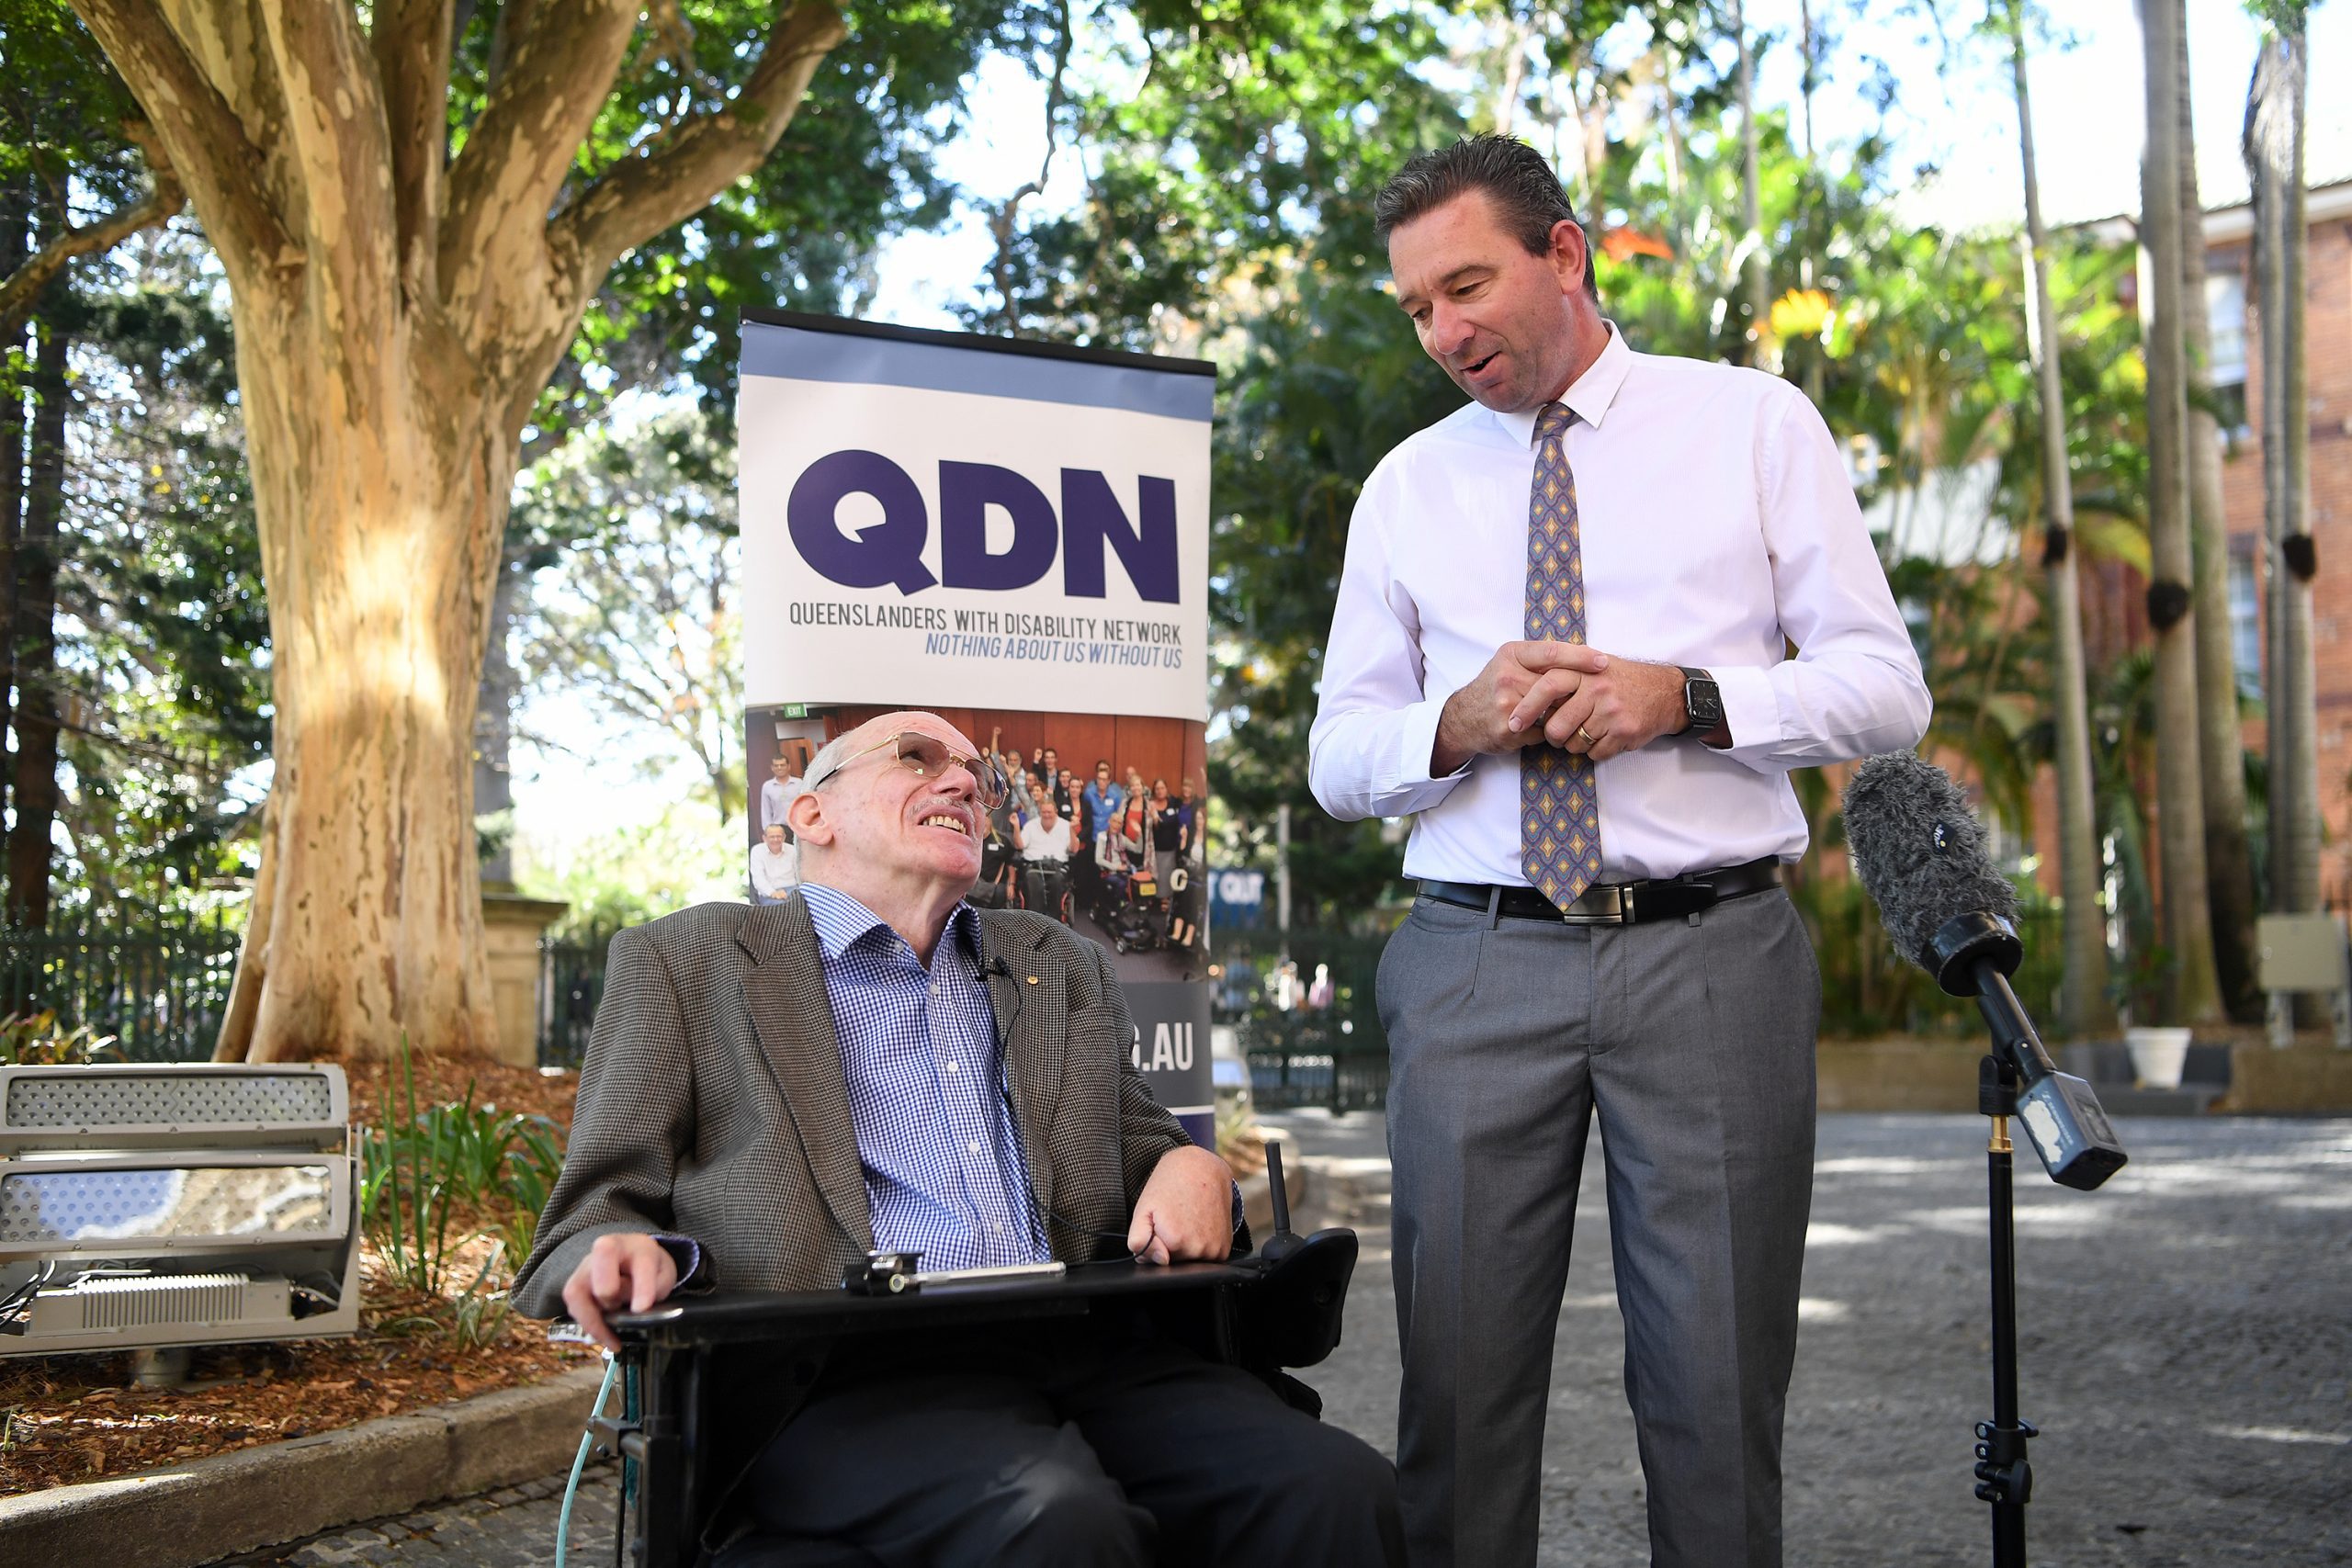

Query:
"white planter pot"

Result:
[[2123, 1025, 2194, 1089]]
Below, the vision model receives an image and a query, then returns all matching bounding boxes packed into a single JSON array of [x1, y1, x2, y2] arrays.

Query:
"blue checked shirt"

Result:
[[794, 884, 1051, 1269]]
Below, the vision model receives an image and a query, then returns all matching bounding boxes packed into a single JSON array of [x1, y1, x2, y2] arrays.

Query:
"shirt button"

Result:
[[993, 1223, 1005, 1235], [967, 1140, 981, 1154], [944, 1061, 958, 1074]]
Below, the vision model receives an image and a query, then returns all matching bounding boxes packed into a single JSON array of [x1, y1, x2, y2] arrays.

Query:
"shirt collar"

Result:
[[1493, 321, 1634, 448], [797, 881, 977, 966]]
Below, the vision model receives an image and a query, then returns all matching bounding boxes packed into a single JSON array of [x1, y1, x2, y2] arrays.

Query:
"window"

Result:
[[2229, 551, 2261, 699], [2206, 271, 2249, 433]]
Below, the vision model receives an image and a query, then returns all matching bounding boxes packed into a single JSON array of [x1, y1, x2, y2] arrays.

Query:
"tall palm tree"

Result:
[[2136, 0, 2224, 1022], [2245, 11, 2320, 942], [2171, 4, 2262, 1019], [2005, 0, 2112, 1037]]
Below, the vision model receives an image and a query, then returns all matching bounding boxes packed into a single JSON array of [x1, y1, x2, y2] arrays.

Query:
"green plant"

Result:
[[360, 1036, 570, 1299], [0, 1010, 121, 1066], [449, 1241, 513, 1350], [497, 1116, 566, 1261]]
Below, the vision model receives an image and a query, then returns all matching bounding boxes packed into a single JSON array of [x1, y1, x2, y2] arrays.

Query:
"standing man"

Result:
[[760, 752, 796, 833], [1309, 136, 1929, 1568], [1080, 758, 1125, 915]]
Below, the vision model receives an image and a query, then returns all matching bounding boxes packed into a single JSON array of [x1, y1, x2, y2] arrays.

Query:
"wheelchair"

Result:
[[1018, 861, 1074, 924], [568, 1163, 1356, 1568]]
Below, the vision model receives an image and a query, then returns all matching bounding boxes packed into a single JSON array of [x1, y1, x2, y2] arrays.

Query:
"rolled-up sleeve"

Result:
[[1714, 389, 1932, 772], [1309, 469, 1476, 822]]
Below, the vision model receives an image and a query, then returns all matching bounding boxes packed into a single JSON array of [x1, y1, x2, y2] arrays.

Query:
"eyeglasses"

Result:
[[806, 731, 1007, 807]]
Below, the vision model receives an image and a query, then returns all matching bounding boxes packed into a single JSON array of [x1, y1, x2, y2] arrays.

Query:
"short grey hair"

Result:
[[1374, 134, 1598, 299], [802, 731, 857, 794]]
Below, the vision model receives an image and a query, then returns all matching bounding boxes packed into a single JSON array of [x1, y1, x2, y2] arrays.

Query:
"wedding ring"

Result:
[[1576, 726, 1598, 745]]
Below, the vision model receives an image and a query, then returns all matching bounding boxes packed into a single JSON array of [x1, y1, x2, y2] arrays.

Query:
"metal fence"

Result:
[[538, 928, 618, 1069], [1212, 928, 1394, 1113], [0, 918, 242, 1062]]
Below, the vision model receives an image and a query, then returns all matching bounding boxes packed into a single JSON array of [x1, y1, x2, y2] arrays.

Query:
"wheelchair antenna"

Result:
[[1260, 1138, 1303, 1263]]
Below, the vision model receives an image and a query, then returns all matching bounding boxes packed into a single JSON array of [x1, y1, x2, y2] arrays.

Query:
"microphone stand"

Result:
[[1974, 1053, 2032, 1568], [1921, 912, 2129, 1568]]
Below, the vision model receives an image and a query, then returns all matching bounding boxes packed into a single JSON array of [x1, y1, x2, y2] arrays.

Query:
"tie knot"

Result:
[[1535, 402, 1573, 442]]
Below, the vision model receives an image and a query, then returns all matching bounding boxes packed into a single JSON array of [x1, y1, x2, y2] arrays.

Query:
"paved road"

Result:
[[237, 1112, 2352, 1566]]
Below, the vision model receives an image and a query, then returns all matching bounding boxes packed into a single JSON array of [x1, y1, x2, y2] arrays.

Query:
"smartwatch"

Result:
[[1679, 667, 1733, 750]]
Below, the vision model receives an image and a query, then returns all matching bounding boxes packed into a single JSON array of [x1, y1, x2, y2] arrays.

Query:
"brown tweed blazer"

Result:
[[512, 892, 1191, 1318]]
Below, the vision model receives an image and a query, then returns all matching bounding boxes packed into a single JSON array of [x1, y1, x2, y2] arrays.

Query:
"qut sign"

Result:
[[789, 450, 1180, 603]]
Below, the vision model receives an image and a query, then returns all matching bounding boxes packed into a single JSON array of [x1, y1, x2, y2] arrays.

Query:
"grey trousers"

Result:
[[1377, 886, 1822, 1568]]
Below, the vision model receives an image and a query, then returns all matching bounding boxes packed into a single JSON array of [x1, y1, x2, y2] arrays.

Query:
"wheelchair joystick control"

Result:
[[1258, 1140, 1304, 1265]]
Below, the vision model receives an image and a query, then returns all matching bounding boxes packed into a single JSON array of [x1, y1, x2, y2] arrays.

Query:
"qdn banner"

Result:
[[739, 311, 1214, 722]]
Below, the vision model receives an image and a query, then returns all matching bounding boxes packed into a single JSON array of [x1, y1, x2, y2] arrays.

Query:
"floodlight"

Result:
[[0, 1064, 361, 1356]]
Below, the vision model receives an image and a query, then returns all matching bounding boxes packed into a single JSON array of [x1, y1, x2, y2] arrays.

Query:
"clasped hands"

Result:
[[1432, 640, 1689, 776], [559, 1143, 1236, 1352]]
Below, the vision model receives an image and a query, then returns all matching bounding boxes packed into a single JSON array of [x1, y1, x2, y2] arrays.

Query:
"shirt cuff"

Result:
[[1711, 665, 1781, 755], [1398, 695, 1470, 786], [651, 1234, 707, 1292]]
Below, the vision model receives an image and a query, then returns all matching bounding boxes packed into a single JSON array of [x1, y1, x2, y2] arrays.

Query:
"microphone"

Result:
[[1842, 753, 2127, 1190]]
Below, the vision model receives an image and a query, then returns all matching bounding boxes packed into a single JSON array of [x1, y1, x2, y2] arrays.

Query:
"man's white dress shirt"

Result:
[[1309, 324, 1930, 885], [751, 840, 799, 898], [760, 775, 791, 831]]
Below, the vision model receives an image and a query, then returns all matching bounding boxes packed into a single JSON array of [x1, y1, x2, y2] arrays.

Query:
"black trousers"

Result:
[[736, 1319, 1403, 1567]]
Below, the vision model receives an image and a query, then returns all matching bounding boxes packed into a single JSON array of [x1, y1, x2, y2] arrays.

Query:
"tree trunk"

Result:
[[66, 0, 846, 1064], [2009, 2, 2112, 1038], [0, 176, 28, 834], [1733, 0, 1772, 369], [2172, 10, 2262, 1021], [2137, 0, 2222, 1023], [212, 301, 510, 1061], [6, 310, 67, 931], [2247, 26, 2318, 934], [474, 542, 524, 888]]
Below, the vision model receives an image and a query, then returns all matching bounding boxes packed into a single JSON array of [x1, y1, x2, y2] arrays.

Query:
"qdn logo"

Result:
[[789, 450, 1180, 604]]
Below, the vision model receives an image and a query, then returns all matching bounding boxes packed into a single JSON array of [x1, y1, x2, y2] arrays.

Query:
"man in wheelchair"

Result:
[[513, 710, 1401, 1566]]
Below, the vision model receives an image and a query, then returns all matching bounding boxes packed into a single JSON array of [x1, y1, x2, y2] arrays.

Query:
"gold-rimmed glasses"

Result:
[[805, 731, 1007, 807]]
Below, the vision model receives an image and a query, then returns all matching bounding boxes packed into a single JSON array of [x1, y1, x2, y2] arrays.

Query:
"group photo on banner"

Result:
[[738, 310, 1217, 1143]]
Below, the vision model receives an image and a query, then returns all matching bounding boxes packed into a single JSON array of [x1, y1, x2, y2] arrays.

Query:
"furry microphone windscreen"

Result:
[[1840, 752, 2018, 969]]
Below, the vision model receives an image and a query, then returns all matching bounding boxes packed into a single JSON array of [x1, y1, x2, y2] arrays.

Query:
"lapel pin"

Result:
[[1026, 976, 1039, 985]]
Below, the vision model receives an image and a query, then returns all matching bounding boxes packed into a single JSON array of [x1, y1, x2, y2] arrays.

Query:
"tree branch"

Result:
[[440, 0, 640, 316], [68, 0, 300, 281], [371, 0, 455, 299], [255, 0, 398, 305], [0, 130, 185, 340], [549, 0, 847, 287]]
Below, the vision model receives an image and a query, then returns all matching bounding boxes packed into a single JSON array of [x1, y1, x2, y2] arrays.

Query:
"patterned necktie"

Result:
[[1521, 401, 1603, 907]]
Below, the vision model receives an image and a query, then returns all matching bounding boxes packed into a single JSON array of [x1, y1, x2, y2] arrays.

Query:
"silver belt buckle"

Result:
[[1557, 885, 1628, 925]]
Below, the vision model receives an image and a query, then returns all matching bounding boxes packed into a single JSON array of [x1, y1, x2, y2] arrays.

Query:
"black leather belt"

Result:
[[1420, 856, 1781, 926]]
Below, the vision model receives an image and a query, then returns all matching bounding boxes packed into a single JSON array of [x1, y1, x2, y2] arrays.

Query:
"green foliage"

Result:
[[991, 1, 1462, 347], [514, 405, 742, 826], [359, 1037, 569, 1300], [49, 237, 273, 917], [514, 797, 747, 940], [0, 1010, 119, 1066], [486, 0, 1035, 446]]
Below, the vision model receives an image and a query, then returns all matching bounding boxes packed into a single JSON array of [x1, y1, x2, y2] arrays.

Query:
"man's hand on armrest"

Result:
[[560, 1233, 681, 1352], [1126, 1145, 1237, 1265]]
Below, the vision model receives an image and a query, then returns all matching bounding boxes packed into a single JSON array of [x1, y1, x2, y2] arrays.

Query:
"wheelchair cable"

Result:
[[555, 1351, 619, 1568]]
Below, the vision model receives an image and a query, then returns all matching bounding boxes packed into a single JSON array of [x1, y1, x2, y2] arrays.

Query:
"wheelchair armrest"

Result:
[[1232, 1226, 1357, 1371]]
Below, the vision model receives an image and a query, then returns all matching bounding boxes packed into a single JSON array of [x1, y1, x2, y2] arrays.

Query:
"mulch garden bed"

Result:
[[0, 1061, 596, 1497]]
